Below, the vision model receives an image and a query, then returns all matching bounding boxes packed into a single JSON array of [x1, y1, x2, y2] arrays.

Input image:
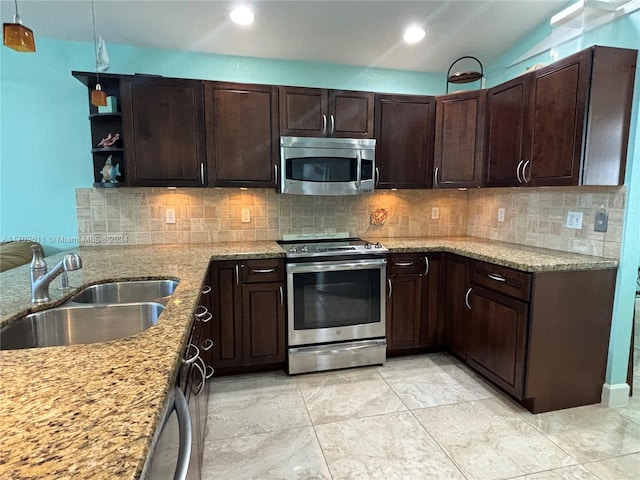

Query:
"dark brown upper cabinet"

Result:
[[486, 46, 636, 187], [374, 94, 436, 189], [279, 87, 374, 138], [204, 82, 279, 188], [433, 90, 486, 188], [121, 75, 206, 187]]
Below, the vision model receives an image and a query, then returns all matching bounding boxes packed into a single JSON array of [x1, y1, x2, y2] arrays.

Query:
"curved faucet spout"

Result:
[[30, 250, 83, 304]]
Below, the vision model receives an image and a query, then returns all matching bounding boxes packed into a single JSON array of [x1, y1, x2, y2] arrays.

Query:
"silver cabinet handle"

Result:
[[394, 261, 414, 267], [516, 160, 524, 184], [182, 344, 200, 365], [375, 166, 380, 186], [273, 164, 278, 186], [279, 285, 284, 305], [250, 268, 276, 274], [433, 166, 439, 188], [355, 150, 362, 190], [194, 305, 208, 318], [424, 257, 430, 276], [205, 365, 215, 379], [200, 162, 205, 185], [172, 387, 192, 480], [192, 357, 206, 396], [322, 114, 327, 136], [465, 287, 472, 310], [201, 338, 214, 351], [235, 264, 240, 285], [523, 160, 531, 184], [201, 285, 211, 295], [198, 311, 212, 323], [330, 114, 335, 135], [388, 278, 392, 298], [488, 273, 506, 282]]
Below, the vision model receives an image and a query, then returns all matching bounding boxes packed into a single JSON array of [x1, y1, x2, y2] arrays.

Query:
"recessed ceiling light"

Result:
[[403, 25, 425, 44], [230, 6, 255, 26]]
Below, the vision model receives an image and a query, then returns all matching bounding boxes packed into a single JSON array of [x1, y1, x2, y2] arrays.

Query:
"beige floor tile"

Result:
[[614, 395, 640, 426], [314, 411, 465, 480], [206, 372, 311, 439], [583, 452, 640, 480], [201, 426, 331, 480], [519, 403, 640, 463], [377, 353, 496, 409], [509, 465, 598, 479], [414, 398, 576, 480], [295, 367, 406, 424]]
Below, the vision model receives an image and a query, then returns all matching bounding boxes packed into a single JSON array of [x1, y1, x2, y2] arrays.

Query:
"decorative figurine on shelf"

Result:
[[97, 132, 120, 148], [370, 208, 388, 226], [100, 155, 121, 184]]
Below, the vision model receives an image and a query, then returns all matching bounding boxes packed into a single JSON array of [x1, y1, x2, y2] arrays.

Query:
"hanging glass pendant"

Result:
[[91, 83, 107, 107], [3, 0, 35, 52]]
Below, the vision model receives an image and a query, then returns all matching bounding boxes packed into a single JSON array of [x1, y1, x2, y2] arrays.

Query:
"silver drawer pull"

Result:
[[201, 285, 211, 295], [201, 338, 214, 351], [250, 268, 276, 274], [182, 344, 200, 365], [194, 305, 208, 318], [465, 287, 472, 310], [198, 311, 212, 323], [394, 261, 414, 267], [488, 273, 506, 282], [424, 257, 430, 276], [205, 365, 215, 379], [388, 278, 392, 298]]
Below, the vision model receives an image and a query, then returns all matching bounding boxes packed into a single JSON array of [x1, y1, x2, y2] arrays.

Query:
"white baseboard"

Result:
[[601, 383, 631, 408]]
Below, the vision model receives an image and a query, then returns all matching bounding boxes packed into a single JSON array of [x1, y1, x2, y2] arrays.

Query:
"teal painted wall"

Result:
[[0, 38, 444, 254], [486, 11, 640, 388]]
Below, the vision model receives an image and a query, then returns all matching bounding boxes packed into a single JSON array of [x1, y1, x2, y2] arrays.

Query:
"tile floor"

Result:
[[201, 351, 640, 480]]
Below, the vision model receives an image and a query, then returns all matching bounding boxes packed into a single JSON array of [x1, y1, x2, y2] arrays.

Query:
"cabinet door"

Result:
[[434, 90, 486, 188], [444, 254, 470, 359], [528, 50, 591, 186], [241, 282, 285, 365], [467, 286, 528, 399], [421, 253, 444, 347], [386, 274, 422, 351], [329, 90, 374, 138], [205, 83, 279, 188], [210, 261, 243, 368], [121, 76, 206, 187], [485, 74, 534, 187], [375, 94, 436, 189], [279, 86, 328, 137]]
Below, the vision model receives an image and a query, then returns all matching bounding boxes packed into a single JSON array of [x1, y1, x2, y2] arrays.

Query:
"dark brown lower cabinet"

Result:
[[444, 254, 470, 360], [387, 273, 422, 350], [467, 286, 528, 399], [209, 258, 285, 371]]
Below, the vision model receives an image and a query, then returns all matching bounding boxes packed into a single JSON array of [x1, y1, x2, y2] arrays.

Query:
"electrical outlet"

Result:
[[241, 208, 251, 223], [431, 207, 440, 220], [498, 208, 505, 222], [566, 211, 583, 229], [165, 208, 176, 224]]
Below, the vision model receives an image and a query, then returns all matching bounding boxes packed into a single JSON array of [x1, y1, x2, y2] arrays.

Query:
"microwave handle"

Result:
[[355, 150, 362, 190]]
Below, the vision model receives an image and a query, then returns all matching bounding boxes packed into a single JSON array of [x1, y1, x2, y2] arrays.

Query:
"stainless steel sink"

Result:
[[0, 302, 164, 350], [67, 279, 179, 305]]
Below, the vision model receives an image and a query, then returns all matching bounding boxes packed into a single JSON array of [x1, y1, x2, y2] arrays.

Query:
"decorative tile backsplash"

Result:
[[76, 185, 625, 258]]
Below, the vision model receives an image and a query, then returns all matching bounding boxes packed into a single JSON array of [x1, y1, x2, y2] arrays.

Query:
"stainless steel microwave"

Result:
[[280, 136, 376, 195]]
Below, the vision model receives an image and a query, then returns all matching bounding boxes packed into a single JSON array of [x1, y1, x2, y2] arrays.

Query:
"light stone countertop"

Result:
[[0, 237, 616, 479]]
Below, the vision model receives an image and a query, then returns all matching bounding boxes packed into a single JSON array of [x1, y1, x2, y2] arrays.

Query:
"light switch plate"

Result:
[[498, 208, 505, 222], [566, 211, 583, 229], [594, 212, 608, 232], [431, 207, 440, 220]]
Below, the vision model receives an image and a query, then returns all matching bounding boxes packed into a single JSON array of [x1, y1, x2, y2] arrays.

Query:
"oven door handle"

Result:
[[287, 258, 387, 274]]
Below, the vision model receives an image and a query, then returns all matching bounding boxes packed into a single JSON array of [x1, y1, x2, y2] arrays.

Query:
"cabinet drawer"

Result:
[[388, 253, 424, 275], [240, 259, 285, 283], [470, 260, 531, 302]]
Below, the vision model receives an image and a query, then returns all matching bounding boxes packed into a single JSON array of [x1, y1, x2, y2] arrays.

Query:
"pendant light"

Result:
[[446, 56, 484, 93], [90, 0, 107, 106], [3, 0, 35, 52]]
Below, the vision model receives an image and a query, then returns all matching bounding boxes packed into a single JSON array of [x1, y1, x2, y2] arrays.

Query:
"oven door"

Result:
[[286, 258, 386, 346]]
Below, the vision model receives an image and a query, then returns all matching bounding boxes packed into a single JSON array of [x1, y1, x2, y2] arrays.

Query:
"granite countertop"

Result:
[[0, 237, 616, 479]]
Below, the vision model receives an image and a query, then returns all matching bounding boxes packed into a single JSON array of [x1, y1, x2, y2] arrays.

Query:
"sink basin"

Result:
[[0, 302, 164, 350], [68, 279, 179, 305]]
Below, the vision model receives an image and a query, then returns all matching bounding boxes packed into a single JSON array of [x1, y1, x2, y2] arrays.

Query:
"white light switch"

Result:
[[566, 211, 583, 229], [498, 208, 505, 222], [431, 207, 440, 220], [165, 208, 176, 224], [241, 208, 251, 223]]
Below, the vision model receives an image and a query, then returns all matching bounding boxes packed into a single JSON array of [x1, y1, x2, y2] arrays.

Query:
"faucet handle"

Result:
[[30, 244, 47, 271]]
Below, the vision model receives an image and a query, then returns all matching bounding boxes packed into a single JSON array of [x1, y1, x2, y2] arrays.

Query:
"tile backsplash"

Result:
[[76, 185, 625, 258]]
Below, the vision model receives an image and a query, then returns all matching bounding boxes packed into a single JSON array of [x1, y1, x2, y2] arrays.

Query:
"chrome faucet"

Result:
[[30, 245, 82, 304]]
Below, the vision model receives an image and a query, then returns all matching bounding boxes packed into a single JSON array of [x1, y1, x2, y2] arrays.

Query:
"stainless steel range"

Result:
[[279, 234, 388, 375]]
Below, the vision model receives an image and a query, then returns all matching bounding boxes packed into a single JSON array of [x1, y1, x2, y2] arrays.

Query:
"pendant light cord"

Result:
[[13, 0, 21, 23], [91, 0, 100, 84]]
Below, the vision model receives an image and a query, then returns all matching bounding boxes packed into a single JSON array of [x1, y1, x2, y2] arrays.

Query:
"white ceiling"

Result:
[[0, 0, 569, 72]]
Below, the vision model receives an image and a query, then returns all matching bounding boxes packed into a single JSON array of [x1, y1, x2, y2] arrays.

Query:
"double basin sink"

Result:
[[0, 279, 179, 350]]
